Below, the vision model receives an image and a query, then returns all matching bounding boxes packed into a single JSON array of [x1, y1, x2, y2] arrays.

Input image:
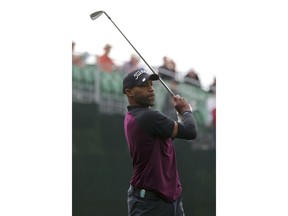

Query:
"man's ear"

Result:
[[124, 88, 134, 97]]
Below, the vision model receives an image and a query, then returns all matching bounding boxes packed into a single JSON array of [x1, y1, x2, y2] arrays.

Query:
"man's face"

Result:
[[129, 80, 156, 107]]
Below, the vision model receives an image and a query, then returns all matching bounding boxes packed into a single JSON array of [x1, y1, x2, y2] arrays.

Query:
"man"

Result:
[[123, 68, 198, 216], [97, 44, 117, 72], [121, 54, 141, 75]]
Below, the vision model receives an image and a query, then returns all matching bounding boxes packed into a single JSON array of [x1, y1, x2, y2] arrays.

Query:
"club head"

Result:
[[90, 11, 104, 20]]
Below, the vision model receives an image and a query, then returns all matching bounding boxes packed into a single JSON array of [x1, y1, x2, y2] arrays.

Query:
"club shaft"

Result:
[[102, 12, 175, 96]]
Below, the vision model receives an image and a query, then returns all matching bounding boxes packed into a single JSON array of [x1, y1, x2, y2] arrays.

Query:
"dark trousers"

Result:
[[127, 186, 185, 216]]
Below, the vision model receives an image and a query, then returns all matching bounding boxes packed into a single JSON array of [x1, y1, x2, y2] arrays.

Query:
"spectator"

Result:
[[121, 54, 140, 74], [72, 41, 85, 67], [206, 79, 216, 147], [97, 44, 117, 72], [209, 76, 216, 93], [169, 59, 177, 76], [184, 68, 201, 87], [158, 56, 176, 81]]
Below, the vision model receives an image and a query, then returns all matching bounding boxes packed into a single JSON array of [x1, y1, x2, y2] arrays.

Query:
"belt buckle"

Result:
[[140, 189, 145, 198]]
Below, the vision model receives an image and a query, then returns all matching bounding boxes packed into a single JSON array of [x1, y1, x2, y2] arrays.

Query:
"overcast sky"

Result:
[[70, 0, 288, 89], [71, 0, 234, 88]]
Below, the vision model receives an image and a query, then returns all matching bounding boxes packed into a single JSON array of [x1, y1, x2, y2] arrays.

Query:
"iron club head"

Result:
[[90, 11, 104, 20]]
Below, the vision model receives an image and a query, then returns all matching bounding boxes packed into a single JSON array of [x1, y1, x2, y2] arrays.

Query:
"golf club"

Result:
[[90, 10, 175, 96]]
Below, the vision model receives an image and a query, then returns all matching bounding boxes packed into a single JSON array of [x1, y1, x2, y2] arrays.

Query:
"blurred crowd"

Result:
[[72, 41, 216, 90], [73, 41, 216, 145]]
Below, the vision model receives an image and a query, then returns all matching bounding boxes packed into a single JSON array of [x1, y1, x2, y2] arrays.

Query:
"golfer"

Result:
[[123, 68, 198, 216]]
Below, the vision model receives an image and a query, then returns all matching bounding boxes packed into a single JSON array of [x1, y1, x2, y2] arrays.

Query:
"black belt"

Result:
[[130, 185, 160, 199]]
